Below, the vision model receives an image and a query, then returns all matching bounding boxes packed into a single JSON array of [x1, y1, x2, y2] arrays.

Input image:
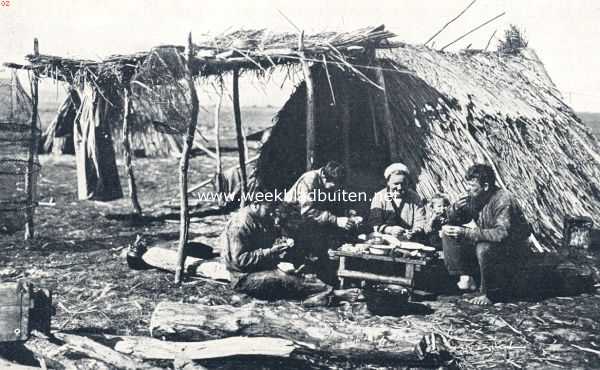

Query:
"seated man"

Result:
[[220, 196, 357, 304], [442, 164, 531, 305], [283, 160, 357, 284], [368, 163, 427, 240]]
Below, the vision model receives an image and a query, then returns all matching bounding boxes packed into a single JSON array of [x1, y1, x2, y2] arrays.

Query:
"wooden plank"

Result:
[[232, 69, 248, 205], [150, 302, 427, 358], [54, 333, 158, 370], [112, 335, 298, 360], [142, 246, 230, 282], [331, 250, 429, 265], [175, 33, 200, 284], [338, 269, 413, 286]]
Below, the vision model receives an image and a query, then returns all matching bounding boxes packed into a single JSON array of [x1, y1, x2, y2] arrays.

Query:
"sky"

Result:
[[1, 0, 599, 111]]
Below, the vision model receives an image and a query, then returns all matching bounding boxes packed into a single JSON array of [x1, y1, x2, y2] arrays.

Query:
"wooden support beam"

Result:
[[340, 79, 351, 173], [232, 69, 248, 205], [214, 88, 223, 196], [122, 86, 142, 215], [24, 38, 39, 240], [374, 65, 399, 160], [298, 31, 316, 170], [175, 32, 200, 285]]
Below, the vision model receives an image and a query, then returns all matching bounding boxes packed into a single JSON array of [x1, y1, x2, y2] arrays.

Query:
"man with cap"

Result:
[[368, 162, 427, 240]]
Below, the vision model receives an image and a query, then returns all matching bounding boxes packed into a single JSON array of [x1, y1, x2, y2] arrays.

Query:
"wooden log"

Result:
[[150, 302, 427, 358], [232, 69, 248, 206], [0, 358, 39, 370], [142, 246, 231, 282], [54, 333, 157, 370], [299, 31, 316, 170], [24, 38, 39, 240], [113, 335, 298, 360], [175, 32, 200, 284], [122, 86, 142, 215]]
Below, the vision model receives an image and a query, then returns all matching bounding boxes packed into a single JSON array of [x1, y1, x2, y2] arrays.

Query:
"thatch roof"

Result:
[[4, 25, 396, 86], [256, 45, 600, 249]]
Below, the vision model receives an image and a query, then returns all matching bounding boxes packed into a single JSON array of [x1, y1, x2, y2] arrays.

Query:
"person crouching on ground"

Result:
[[442, 164, 531, 305], [220, 196, 359, 305], [368, 162, 427, 241]]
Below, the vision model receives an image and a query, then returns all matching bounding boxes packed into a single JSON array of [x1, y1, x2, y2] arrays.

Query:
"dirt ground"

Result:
[[2, 153, 600, 369]]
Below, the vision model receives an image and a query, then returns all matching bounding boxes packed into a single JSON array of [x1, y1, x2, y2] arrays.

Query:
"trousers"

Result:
[[442, 235, 527, 298], [230, 269, 331, 300]]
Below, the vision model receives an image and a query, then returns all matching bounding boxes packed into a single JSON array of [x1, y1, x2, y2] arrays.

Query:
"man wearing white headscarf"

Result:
[[368, 163, 426, 240]]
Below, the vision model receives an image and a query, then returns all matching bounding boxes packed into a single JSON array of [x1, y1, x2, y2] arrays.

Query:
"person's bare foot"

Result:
[[457, 275, 477, 291], [468, 295, 492, 305], [332, 288, 364, 302]]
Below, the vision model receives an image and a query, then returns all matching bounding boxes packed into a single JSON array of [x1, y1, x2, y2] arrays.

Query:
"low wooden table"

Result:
[[330, 249, 435, 294]]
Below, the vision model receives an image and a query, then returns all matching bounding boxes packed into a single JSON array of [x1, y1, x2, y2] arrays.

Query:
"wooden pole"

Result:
[[340, 79, 351, 173], [374, 65, 398, 161], [366, 48, 380, 146], [298, 31, 316, 170], [122, 86, 142, 215], [214, 87, 223, 204], [424, 0, 477, 45], [24, 38, 39, 240], [175, 32, 200, 285], [232, 68, 248, 205], [440, 12, 506, 51]]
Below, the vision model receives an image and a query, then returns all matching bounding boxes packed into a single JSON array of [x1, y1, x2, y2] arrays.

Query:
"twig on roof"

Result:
[[276, 9, 302, 33], [485, 29, 497, 51], [327, 42, 383, 90], [322, 55, 336, 106], [425, 0, 477, 46], [230, 47, 268, 74], [440, 12, 506, 51]]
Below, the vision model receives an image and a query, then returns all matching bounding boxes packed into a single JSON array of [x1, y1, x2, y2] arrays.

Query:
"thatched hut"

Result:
[[256, 44, 600, 249], [6, 26, 600, 249]]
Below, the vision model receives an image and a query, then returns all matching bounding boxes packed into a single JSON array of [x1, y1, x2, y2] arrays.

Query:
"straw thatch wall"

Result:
[[256, 46, 600, 248]]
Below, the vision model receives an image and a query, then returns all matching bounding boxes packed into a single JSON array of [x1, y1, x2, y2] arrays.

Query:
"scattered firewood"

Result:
[[53, 333, 159, 370]]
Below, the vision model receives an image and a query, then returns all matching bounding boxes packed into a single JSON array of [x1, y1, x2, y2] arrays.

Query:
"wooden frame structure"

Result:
[[4, 25, 397, 282]]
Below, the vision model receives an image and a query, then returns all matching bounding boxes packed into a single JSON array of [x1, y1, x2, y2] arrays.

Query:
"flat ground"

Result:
[[1, 152, 600, 369]]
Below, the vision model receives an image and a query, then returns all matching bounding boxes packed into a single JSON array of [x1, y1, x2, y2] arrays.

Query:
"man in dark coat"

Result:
[[221, 197, 359, 304], [442, 164, 531, 305]]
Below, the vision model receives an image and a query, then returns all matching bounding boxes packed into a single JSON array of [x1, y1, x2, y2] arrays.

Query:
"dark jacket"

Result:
[[283, 169, 343, 226], [447, 187, 531, 245], [220, 207, 278, 273], [368, 188, 427, 233]]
